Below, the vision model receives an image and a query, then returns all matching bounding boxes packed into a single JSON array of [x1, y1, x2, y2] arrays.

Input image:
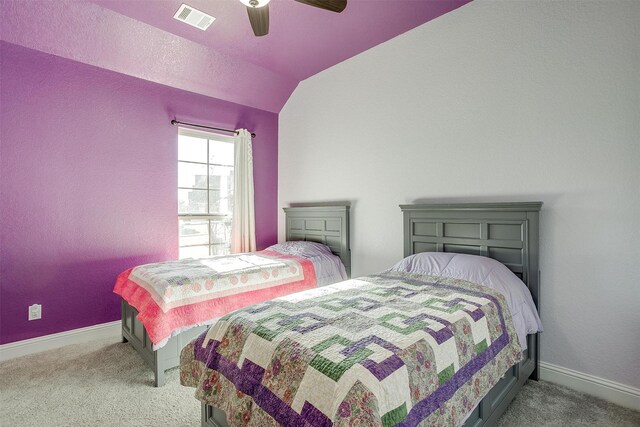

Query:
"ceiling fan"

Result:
[[239, 0, 347, 37]]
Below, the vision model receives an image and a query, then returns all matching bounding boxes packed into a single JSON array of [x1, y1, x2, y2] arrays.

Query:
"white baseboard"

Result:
[[0, 320, 121, 363], [540, 361, 640, 411]]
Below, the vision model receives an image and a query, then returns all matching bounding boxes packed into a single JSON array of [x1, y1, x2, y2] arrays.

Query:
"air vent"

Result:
[[173, 4, 215, 31]]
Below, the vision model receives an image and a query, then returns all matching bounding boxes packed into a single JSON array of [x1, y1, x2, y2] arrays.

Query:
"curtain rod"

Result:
[[171, 119, 256, 138]]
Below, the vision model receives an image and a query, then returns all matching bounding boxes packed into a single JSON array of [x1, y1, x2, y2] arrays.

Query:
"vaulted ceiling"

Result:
[[1, 0, 471, 112]]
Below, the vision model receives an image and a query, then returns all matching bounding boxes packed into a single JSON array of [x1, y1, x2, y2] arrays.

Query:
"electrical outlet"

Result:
[[28, 304, 42, 321]]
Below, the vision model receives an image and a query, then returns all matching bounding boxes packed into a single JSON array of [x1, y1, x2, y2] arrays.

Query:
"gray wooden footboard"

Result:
[[121, 299, 208, 387]]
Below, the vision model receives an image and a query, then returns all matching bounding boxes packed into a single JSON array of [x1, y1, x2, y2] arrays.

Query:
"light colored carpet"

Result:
[[0, 337, 199, 426], [1, 337, 638, 426], [496, 377, 640, 427]]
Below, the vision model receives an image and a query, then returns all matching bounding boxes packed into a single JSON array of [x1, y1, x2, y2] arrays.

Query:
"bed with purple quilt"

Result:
[[179, 202, 542, 426]]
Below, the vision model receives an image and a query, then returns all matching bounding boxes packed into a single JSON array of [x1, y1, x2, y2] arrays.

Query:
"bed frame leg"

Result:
[[154, 368, 166, 387], [153, 350, 167, 387], [530, 333, 540, 381], [121, 335, 128, 343], [530, 367, 539, 381]]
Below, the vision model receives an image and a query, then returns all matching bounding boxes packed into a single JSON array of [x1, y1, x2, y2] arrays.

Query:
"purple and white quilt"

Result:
[[180, 271, 523, 426]]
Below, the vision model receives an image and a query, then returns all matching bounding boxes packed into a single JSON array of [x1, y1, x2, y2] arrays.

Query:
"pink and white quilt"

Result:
[[113, 250, 317, 349]]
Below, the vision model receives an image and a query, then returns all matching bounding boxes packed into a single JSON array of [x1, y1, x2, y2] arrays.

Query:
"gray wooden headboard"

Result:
[[399, 202, 542, 379], [283, 205, 351, 277]]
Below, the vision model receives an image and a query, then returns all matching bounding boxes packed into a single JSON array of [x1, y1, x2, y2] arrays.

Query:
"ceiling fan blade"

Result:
[[247, 4, 269, 36], [294, 0, 347, 13]]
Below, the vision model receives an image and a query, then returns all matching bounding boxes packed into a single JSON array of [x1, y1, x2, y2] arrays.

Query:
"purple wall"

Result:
[[0, 41, 278, 344]]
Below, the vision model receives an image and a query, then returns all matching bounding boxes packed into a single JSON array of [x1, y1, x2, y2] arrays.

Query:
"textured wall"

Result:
[[0, 0, 469, 113], [0, 42, 278, 344], [279, 1, 640, 388], [0, 0, 296, 113]]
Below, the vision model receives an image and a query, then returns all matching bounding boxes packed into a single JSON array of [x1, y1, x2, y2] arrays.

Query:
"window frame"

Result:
[[177, 127, 235, 258]]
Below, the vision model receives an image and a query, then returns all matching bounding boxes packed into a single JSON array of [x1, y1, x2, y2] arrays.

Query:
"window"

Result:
[[178, 128, 234, 259]]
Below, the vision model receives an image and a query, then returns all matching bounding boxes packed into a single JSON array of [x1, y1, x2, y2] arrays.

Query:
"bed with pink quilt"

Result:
[[115, 205, 351, 386]]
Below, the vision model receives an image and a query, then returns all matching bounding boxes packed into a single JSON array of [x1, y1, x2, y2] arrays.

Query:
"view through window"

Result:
[[178, 129, 234, 258]]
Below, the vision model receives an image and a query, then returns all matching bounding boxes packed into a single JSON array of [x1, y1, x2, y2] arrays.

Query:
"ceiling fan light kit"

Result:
[[240, 0, 271, 8]]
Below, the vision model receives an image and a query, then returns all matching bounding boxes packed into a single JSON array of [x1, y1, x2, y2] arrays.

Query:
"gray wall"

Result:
[[279, 1, 640, 389]]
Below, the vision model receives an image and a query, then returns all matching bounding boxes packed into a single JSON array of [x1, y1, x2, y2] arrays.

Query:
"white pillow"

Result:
[[267, 241, 333, 258], [389, 252, 543, 350], [268, 241, 347, 285]]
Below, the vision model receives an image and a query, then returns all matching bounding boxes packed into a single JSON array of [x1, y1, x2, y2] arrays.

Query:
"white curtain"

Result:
[[230, 129, 256, 253]]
